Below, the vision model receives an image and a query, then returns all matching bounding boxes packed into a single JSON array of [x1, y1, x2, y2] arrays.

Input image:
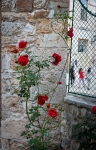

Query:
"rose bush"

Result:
[[12, 40, 64, 150], [11, 6, 74, 149]]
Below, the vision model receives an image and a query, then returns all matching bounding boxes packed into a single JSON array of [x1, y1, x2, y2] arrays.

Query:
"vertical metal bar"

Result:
[[68, 0, 75, 93]]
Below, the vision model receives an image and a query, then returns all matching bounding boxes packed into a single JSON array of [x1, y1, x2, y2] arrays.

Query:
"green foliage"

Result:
[[13, 52, 62, 150], [52, 10, 73, 43], [12, 7, 73, 150], [72, 115, 96, 150]]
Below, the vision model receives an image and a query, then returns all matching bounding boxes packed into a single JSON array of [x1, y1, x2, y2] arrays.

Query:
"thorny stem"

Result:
[[26, 97, 31, 123], [48, 57, 68, 103], [26, 98, 40, 128], [35, 67, 42, 129], [51, 21, 70, 49]]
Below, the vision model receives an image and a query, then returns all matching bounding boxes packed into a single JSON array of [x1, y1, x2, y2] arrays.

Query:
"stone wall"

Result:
[[1, 0, 69, 150], [61, 94, 96, 150]]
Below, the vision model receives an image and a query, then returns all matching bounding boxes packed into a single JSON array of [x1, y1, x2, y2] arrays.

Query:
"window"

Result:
[[78, 39, 88, 52], [81, 0, 88, 20]]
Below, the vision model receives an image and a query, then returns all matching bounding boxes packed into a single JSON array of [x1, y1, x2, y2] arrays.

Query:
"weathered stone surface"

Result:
[[52, 0, 69, 2], [1, 80, 9, 94], [61, 94, 96, 149], [1, 45, 16, 52], [61, 137, 71, 149], [10, 140, 29, 150], [2, 21, 26, 36], [50, 1, 68, 8], [2, 139, 29, 150], [16, 0, 32, 12], [2, 0, 14, 12], [2, 12, 28, 22], [33, 0, 50, 10], [28, 9, 50, 19], [1, 36, 18, 46], [37, 19, 52, 33], [2, 53, 11, 70], [2, 96, 19, 110], [1, 0, 69, 149], [37, 33, 68, 48], [2, 119, 27, 139]]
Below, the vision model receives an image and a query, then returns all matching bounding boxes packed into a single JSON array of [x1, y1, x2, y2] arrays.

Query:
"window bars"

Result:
[[68, 0, 96, 98]]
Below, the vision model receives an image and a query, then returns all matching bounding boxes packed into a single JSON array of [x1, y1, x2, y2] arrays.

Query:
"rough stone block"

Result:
[[49, 0, 69, 13], [69, 105, 80, 120], [37, 34, 67, 48], [2, 96, 19, 110], [10, 141, 29, 150], [28, 9, 50, 19], [61, 137, 71, 149], [63, 112, 71, 125], [2, 0, 12, 12], [36, 19, 52, 33], [2, 12, 27, 22], [16, 0, 33, 12], [2, 0, 17, 12], [80, 108, 87, 116], [1, 119, 27, 139], [1, 45, 16, 53], [2, 139, 29, 150], [2, 53, 11, 70], [2, 21, 26, 36]]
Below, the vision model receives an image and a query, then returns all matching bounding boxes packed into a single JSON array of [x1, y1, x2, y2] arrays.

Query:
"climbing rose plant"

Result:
[[11, 6, 74, 150], [12, 40, 64, 150]]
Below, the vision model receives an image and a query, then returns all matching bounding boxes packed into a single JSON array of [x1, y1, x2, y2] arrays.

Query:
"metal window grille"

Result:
[[68, 0, 96, 98]]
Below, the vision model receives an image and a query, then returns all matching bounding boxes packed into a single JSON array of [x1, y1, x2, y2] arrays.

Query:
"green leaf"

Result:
[[78, 143, 88, 150], [21, 131, 27, 136], [87, 132, 96, 140]]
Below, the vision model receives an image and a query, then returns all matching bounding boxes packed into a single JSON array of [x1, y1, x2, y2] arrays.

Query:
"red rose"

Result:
[[18, 41, 27, 48], [47, 104, 50, 109], [92, 106, 96, 113], [48, 108, 58, 118], [18, 55, 29, 66], [38, 98, 45, 106], [11, 48, 18, 53], [43, 95, 49, 101], [67, 28, 74, 38], [67, 31, 74, 38], [58, 81, 62, 84], [69, 28, 73, 32], [38, 95, 49, 106], [67, 29, 74, 37], [52, 53, 62, 66]]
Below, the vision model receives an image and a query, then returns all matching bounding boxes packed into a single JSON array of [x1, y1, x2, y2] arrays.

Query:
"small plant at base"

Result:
[[72, 106, 96, 150]]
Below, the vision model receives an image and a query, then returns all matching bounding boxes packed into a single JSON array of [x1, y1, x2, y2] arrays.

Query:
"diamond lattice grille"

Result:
[[68, 0, 96, 98]]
